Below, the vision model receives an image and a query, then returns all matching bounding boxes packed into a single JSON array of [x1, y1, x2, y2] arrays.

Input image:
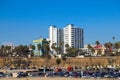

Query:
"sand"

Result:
[[0, 77, 117, 80]]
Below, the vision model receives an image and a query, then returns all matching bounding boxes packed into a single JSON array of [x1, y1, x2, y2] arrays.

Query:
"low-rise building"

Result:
[[83, 44, 106, 56], [33, 38, 48, 56], [94, 45, 106, 56]]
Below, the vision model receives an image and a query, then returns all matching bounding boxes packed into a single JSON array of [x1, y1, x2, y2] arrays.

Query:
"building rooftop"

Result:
[[33, 38, 44, 43]]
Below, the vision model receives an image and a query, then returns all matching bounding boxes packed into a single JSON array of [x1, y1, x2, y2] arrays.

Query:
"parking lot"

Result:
[[1, 67, 120, 79]]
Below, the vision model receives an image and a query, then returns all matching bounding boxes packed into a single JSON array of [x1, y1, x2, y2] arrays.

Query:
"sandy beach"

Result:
[[0, 77, 118, 80]]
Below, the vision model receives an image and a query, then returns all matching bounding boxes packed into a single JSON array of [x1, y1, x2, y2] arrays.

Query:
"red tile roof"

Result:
[[94, 45, 102, 49]]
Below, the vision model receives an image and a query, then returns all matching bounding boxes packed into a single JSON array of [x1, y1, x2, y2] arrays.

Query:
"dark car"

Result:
[[0, 72, 5, 77], [17, 72, 28, 78]]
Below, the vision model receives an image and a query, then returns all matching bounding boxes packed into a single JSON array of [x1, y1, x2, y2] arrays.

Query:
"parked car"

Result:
[[0, 72, 5, 77], [17, 72, 28, 78]]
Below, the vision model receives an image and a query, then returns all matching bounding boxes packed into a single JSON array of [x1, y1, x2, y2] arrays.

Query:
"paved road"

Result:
[[0, 69, 38, 73]]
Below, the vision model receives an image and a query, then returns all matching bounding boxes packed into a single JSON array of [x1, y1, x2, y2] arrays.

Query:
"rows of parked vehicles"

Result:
[[0, 68, 120, 78]]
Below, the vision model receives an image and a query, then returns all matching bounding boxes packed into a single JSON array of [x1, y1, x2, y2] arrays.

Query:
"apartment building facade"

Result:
[[49, 26, 63, 53], [49, 24, 84, 54], [63, 24, 84, 53]]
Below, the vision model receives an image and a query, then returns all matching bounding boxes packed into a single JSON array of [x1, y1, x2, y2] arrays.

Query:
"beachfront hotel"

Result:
[[49, 24, 84, 54], [49, 26, 63, 54], [63, 24, 84, 53]]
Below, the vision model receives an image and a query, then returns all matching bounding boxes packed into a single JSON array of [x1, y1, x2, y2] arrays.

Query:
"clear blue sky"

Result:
[[0, 0, 120, 45]]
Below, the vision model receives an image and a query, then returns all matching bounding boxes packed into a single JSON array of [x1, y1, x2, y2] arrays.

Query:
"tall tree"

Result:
[[5, 46, 11, 56], [30, 44, 35, 50], [29, 44, 35, 57], [51, 43, 56, 50], [14, 45, 29, 57], [112, 36, 115, 40], [114, 42, 120, 53], [59, 41, 64, 54], [112, 36, 115, 49], [104, 42, 113, 56], [51, 43, 56, 54], [43, 43, 51, 66], [0, 45, 5, 57], [65, 44, 69, 48], [95, 41, 101, 56], [43, 44, 50, 57], [70, 48, 79, 57], [95, 41, 100, 46], [87, 44, 92, 53], [87, 44, 95, 56], [37, 44, 41, 56], [87, 44, 92, 49], [55, 47, 60, 54], [65, 44, 70, 54]]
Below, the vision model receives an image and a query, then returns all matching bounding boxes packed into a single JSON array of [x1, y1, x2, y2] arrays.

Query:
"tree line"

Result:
[[1, 40, 120, 58]]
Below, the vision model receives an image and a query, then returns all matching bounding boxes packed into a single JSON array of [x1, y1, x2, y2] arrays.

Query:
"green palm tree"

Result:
[[87, 44, 92, 49], [51, 43, 56, 51], [95, 41, 100, 46], [65, 44, 69, 48], [59, 41, 64, 54], [87, 44, 95, 55], [23, 45, 29, 57], [87, 44, 92, 53], [112, 36, 115, 49], [104, 42, 113, 56], [14, 45, 29, 57], [43, 44, 50, 57], [70, 48, 79, 57], [114, 42, 120, 53], [65, 44, 70, 54], [0, 45, 7, 67], [55, 47, 60, 54], [1, 45, 5, 57], [29, 44, 35, 57], [43, 43, 51, 67], [37, 44, 41, 56], [51, 43, 57, 55], [95, 41, 101, 56], [112, 36, 115, 40], [5, 46, 11, 56]]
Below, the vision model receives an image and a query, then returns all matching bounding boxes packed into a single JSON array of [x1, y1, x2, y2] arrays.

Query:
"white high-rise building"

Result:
[[63, 24, 84, 53], [49, 24, 84, 54], [49, 26, 63, 52], [75, 27, 84, 48]]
